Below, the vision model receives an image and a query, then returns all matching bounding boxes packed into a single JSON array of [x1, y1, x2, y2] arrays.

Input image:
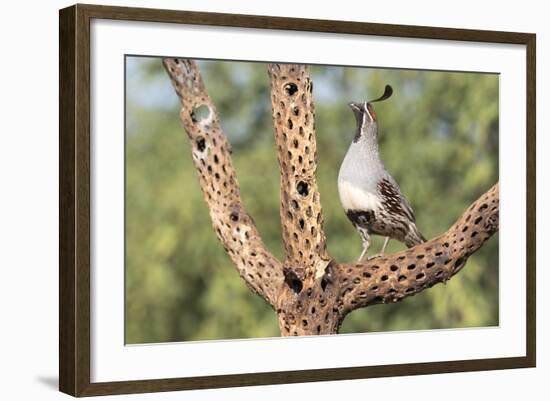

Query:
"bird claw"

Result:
[[357, 253, 382, 262]]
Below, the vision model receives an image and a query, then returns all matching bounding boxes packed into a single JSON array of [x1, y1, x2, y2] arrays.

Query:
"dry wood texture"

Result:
[[335, 183, 499, 316], [163, 59, 499, 336], [162, 59, 284, 307]]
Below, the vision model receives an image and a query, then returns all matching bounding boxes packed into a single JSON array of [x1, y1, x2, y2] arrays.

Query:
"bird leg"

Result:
[[366, 236, 390, 260], [358, 247, 368, 262], [379, 236, 390, 256], [357, 234, 370, 262]]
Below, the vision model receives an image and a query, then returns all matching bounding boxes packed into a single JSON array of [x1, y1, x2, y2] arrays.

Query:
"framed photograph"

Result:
[[59, 4, 536, 397]]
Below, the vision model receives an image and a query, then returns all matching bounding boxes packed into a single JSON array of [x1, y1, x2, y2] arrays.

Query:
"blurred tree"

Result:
[[125, 57, 498, 344]]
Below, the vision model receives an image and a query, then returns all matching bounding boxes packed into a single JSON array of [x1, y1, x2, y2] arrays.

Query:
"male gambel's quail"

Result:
[[338, 85, 425, 261]]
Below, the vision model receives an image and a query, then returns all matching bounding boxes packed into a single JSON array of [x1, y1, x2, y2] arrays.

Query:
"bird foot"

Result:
[[367, 253, 383, 260], [357, 254, 383, 262]]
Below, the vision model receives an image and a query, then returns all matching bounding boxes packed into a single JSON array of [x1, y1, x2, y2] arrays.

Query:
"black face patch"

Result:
[[346, 209, 375, 227], [353, 126, 362, 143]]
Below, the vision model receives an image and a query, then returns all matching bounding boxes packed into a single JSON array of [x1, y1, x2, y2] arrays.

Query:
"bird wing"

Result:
[[377, 175, 417, 223], [400, 193, 417, 223]]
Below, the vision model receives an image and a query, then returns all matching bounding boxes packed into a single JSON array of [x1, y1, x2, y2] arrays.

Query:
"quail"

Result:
[[338, 85, 425, 261]]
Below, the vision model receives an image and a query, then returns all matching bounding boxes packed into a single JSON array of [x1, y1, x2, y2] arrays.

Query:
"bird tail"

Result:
[[405, 225, 426, 248]]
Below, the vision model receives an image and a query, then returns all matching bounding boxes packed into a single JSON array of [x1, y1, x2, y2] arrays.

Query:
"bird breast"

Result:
[[338, 180, 382, 212]]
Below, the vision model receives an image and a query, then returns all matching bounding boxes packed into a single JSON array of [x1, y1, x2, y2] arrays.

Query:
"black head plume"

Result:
[[368, 85, 393, 103], [348, 84, 393, 128]]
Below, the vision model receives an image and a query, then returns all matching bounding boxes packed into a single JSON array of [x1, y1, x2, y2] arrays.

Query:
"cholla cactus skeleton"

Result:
[[162, 59, 499, 336]]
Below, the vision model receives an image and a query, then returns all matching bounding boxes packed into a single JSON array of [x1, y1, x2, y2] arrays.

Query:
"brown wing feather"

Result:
[[377, 178, 416, 223]]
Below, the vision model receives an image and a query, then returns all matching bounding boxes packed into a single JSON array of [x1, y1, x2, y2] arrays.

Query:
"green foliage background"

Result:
[[125, 57, 499, 344]]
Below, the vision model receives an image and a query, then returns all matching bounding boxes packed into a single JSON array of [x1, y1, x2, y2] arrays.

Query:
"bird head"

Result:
[[348, 85, 393, 141], [348, 101, 378, 124]]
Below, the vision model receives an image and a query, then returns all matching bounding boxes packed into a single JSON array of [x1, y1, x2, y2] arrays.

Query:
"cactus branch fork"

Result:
[[162, 59, 499, 336]]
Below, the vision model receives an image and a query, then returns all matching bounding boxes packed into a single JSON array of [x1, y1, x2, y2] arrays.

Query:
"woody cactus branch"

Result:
[[267, 64, 336, 335], [267, 64, 330, 270], [162, 58, 283, 307], [163, 59, 499, 337], [334, 183, 499, 318]]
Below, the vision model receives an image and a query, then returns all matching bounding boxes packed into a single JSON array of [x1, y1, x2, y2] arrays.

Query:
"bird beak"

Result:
[[348, 102, 361, 112]]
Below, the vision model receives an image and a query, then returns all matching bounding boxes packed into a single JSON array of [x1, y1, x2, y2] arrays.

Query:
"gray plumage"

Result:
[[338, 89, 425, 261]]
